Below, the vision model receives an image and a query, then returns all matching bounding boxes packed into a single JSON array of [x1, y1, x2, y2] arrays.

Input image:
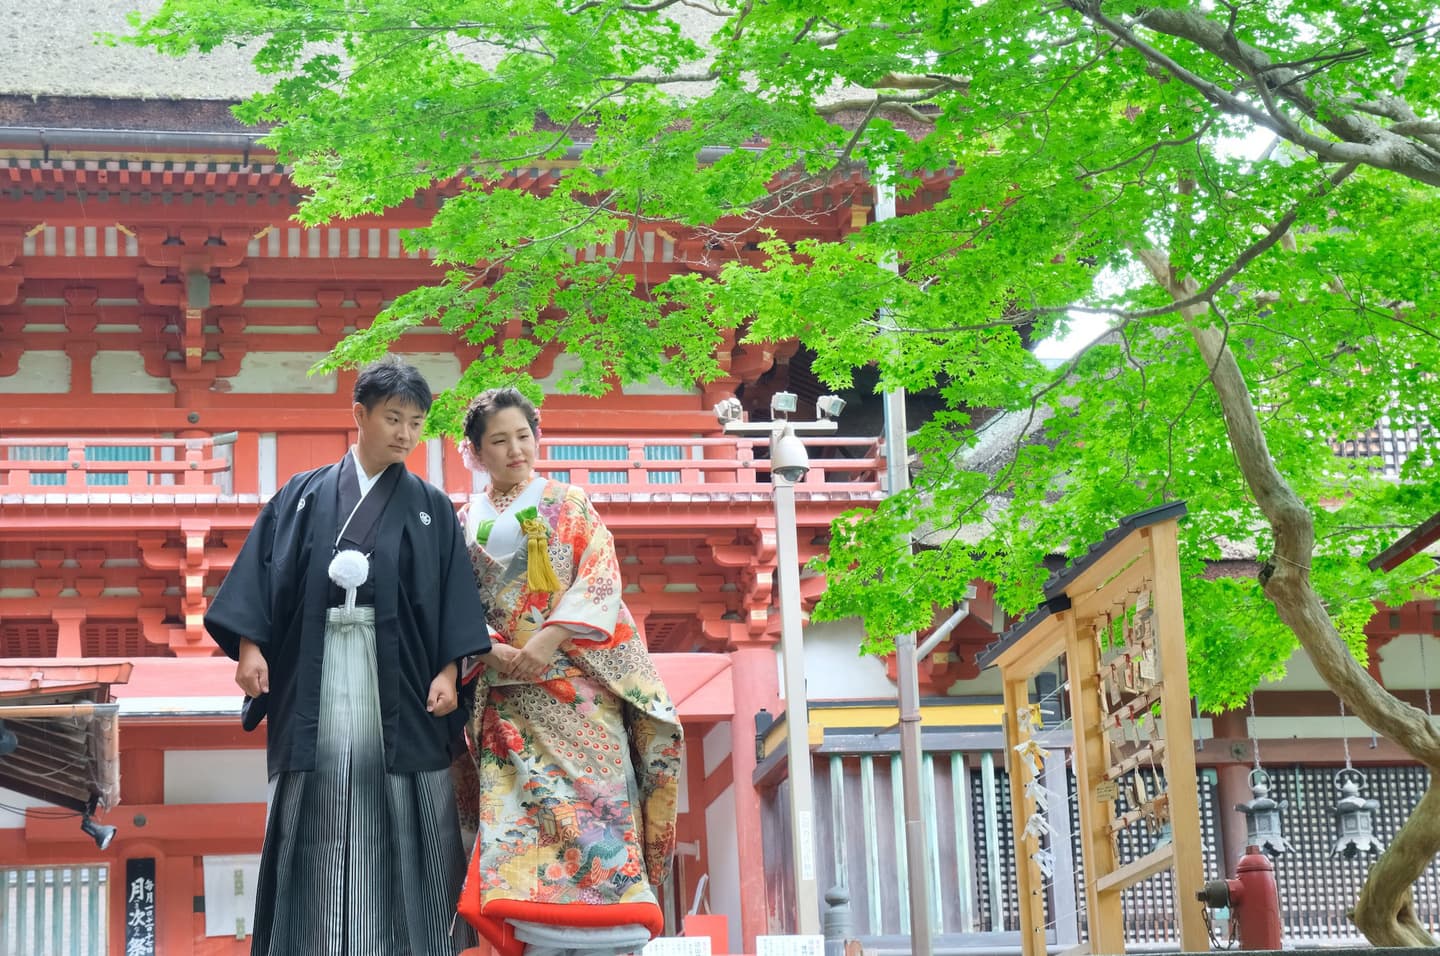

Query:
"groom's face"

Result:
[[354, 396, 425, 473]]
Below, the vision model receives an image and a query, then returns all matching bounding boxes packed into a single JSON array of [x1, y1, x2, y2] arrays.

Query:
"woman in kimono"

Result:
[[454, 388, 683, 956]]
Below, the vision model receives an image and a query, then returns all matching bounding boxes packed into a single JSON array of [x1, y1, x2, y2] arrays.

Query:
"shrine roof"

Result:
[[1369, 509, 1440, 574], [975, 500, 1188, 669], [0, 2, 266, 101], [0, 660, 130, 813], [0, 0, 726, 103]]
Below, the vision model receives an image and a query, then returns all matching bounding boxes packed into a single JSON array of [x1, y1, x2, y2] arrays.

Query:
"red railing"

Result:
[[0, 433, 886, 499], [0, 435, 235, 495], [533, 435, 885, 496]]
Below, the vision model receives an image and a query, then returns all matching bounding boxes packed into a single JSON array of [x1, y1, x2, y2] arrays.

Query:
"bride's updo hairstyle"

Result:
[[463, 387, 542, 452]]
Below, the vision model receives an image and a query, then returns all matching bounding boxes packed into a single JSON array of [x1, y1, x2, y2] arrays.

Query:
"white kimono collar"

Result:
[[466, 476, 545, 563]]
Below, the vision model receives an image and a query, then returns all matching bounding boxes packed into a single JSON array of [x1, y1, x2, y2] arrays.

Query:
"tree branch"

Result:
[[816, 90, 945, 116], [1067, 2, 1440, 186], [1135, 248, 1440, 770]]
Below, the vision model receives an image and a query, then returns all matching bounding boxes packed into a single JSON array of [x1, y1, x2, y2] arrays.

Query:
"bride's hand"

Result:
[[484, 643, 522, 677], [509, 625, 570, 681]]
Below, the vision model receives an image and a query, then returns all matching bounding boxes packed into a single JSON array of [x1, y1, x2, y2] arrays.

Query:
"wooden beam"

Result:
[[1093, 843, 1175, 894]]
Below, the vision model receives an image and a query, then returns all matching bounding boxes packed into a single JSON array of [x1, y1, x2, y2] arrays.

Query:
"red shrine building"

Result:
[[5, 6, 1440, 955], [0, 10, 956, 954]]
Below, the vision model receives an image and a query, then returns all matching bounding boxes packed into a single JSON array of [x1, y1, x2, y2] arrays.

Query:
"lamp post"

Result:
[[771, 419, 820, 933], [874, 168, 935, 956], [718, 392, 842, 935]]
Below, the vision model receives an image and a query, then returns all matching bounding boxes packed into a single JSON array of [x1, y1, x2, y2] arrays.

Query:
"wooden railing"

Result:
[[533, 435, 885, 495], [0, 432, 886, 499], [0, 435, 235, 495]]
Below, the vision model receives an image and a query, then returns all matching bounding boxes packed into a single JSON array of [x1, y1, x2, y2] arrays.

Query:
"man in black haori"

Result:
[[206, 357, 490, 956]]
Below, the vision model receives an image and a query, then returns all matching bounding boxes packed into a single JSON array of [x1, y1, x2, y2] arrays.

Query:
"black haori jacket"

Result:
[[205, 459, 490, 776]]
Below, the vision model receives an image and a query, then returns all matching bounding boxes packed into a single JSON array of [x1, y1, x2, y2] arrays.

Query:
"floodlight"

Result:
[[769, 391, 798, 418], [81, 813, 117, 851], [713, 397, 744, 425], [816, 395, 847, 420]]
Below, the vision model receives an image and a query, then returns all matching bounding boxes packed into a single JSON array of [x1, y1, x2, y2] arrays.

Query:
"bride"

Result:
[[454, 387, 683, 956]]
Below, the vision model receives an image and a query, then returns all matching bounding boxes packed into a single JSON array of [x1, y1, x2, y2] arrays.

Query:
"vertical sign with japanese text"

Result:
[[125, 857, 157, 956]]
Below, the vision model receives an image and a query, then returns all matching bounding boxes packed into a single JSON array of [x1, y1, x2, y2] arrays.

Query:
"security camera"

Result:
[[770, 427, 810, 483]]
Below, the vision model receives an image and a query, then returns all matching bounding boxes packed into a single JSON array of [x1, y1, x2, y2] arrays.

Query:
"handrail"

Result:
[[1, 432, 885, 499], [0, 435, 233, 495]]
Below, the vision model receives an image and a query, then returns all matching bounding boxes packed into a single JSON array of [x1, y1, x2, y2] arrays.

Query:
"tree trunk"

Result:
[[1354, 780, 1440, 945], [1138, 248, 1440, 946]]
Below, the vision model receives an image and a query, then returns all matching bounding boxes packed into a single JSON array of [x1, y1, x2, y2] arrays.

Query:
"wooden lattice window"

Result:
[[547, 443, 685, 485], [1270, 764, 1440, 942], [0, 620, 59, 657], [82, 620, 174, 658]]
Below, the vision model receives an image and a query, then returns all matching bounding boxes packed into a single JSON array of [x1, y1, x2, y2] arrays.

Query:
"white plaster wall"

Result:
[[537, 353, 694, 397], [1376, 633, 1440, 691], [406, 353, 463, 393], [1264, 643, 1335, 692], [949, 666, 1006, 697], [1248, 714, 1378, 740], [224, 352, 338, 394], [675, 746, 690, 815], [92, 351, 173, 394], [1258, 638, 1431, 695], [0, 351, 70, 393], [702, 722, 732, 778], [165, 750, 268, 805], [0, 786, 52, 829], [616, 375, 697, 397], [804, 617, 896, 700], [702, 784, 742, 955]]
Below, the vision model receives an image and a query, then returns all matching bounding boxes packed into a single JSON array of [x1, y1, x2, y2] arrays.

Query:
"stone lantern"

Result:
[[1235, 768, 1289, 858], [1332, 769, 1383, 860]]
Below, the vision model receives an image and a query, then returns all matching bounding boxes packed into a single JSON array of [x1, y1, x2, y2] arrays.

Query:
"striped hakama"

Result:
[[251, 606, 475, 956]]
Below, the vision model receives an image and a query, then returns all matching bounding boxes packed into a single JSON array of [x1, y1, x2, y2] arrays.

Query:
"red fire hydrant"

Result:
[[1196, 845, 1282, 949]]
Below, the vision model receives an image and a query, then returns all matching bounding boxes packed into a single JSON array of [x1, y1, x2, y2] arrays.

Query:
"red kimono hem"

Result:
[[465, 900, 664, 956]]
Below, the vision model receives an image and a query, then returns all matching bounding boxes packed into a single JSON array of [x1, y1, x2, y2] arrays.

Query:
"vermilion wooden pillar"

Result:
[[727, 634, 781, 950]]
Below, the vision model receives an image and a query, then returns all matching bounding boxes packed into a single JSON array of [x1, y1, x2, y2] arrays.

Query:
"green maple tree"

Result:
[[126, 0, 1440, 941]]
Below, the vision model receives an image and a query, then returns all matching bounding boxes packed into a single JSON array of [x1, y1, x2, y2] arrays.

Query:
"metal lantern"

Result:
[[1235, 768, 1290, 858], [1332, 768, 1384, 860]]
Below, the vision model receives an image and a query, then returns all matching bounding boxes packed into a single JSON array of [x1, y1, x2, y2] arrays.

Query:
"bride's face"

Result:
[[475, 406, 537, 492]]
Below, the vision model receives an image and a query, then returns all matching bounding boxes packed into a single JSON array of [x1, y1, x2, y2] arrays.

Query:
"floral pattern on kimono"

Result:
[[456, 478, 683, 948]]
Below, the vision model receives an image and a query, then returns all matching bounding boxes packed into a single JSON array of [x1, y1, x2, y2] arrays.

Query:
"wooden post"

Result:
[[1001, 677, 1048, 956], [1146, 521, 1209, 952], [1064, 608, 1126, 956]]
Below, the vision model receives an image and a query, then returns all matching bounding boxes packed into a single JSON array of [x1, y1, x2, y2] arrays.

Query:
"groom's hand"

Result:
[[427, 662, 459, 716]]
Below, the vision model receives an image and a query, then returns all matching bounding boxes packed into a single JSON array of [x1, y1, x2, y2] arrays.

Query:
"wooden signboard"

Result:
[[124, 857, 157, 956], [977, 503, 1206, 956]]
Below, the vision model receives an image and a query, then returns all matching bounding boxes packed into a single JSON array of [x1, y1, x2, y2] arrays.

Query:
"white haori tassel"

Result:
[[328, 549, 370, 613]]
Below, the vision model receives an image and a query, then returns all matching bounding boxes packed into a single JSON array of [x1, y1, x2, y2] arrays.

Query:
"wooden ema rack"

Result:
[[979, 506, 1207, 955]]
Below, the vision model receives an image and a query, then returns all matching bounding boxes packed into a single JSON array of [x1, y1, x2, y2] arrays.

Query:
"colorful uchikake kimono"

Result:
[[455, 476, 684, 956]]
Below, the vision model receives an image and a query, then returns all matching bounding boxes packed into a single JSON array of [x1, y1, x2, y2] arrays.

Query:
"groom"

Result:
[[206, 356, 489, 956]]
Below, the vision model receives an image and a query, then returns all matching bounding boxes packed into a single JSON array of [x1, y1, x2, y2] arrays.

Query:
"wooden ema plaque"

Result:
[[977, 503, 1207, 955]]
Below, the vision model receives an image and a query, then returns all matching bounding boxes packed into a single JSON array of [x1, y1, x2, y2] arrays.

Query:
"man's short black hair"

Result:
[[352, 356, 434, 414]]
